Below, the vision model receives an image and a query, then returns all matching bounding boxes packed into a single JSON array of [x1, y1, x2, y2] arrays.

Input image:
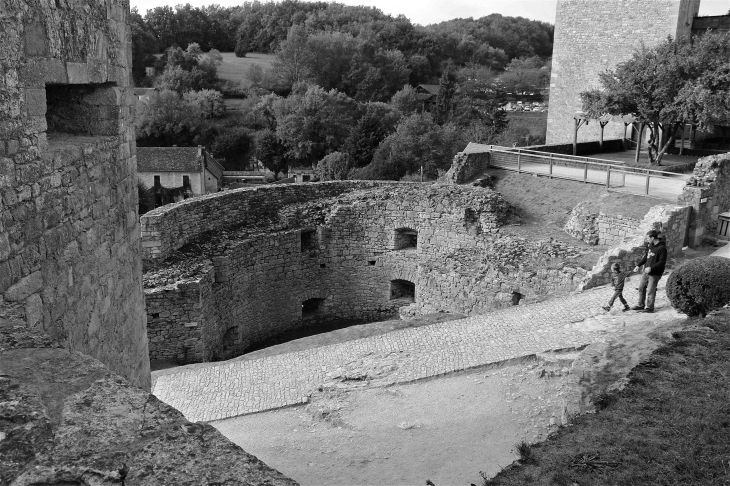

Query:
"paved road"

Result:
[[152, 282, 654, 423]]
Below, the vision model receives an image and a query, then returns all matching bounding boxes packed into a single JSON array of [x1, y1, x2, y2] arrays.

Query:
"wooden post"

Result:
[[634, 122, 644, 164], [549, 154, 553, 178], [679, 124, 685, 155], [517, 149, 521, 173], [645, 172, 650, 196], [583, 163, 588, 183], [606, 166, 611, 187]]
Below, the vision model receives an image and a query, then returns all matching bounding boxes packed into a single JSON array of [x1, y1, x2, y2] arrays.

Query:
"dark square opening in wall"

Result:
[[390, 279, 415, 302], [45, 83, 119, 139], [302, 298, 325, 319], [301, 229, 317, 252], [394, 228, 418, 250]]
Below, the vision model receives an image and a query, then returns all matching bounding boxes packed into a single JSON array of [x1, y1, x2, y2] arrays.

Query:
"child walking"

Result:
[[602, 263, 631, 312]]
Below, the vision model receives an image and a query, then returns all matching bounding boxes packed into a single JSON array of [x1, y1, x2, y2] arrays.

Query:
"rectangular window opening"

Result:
[[301, 229, 317, 253], [45, 82, 119, 150]]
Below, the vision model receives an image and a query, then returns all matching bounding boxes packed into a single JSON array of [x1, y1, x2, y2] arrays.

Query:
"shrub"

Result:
[[666, 256, 730, 317], [234, 39, 248, 58]]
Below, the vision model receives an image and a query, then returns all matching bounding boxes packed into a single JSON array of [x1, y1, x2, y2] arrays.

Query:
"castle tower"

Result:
[[546, 0, 701, 144], [1, 0, 150, 389]]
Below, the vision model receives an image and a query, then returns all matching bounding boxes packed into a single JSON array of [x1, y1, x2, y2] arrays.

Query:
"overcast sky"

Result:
[[132, 0, 730, 25]]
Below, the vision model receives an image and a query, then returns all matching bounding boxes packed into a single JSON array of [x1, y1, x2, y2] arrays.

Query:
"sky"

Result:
[[132, 0, 730, 25]]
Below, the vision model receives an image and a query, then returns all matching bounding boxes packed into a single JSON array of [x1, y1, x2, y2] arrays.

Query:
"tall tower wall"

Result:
[[0, 0, 149, 389], [546, 0, 700, 144]]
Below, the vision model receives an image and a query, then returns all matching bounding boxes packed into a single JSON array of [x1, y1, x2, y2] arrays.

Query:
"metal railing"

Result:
[[487, 146, 690, 200]]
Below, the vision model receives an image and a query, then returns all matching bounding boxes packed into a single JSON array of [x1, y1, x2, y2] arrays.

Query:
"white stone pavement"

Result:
[[152, 282, 654, 423]]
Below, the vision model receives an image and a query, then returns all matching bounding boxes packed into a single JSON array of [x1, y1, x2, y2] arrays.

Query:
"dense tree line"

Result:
[[132, 1, 553, 85], [133, 1, 554, 181]]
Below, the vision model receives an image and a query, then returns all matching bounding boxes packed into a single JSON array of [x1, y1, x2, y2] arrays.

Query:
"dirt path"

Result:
[[213, 296, 689, 486]]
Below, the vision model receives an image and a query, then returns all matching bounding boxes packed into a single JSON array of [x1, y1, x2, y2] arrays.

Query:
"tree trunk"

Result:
[[654, 122, 681, 166]]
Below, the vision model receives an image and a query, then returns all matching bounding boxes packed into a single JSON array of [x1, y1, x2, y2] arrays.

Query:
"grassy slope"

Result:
[[217, 52, 276, 83], [484, 309, 730, 486], [507, 112, 548, 138]]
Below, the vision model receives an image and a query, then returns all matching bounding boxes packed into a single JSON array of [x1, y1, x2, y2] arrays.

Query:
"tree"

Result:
[[390, 85, 420, 115], [136, 89, 210, 147], [581, 32, 730, 165], [499, 56, 550, 94], [254, 130, 288, 178], [183, 89, 226, 118], [343, 103, 400, 168], [274, 85, 360, 166], [212, 128, 252, 169], [351, 113, 463, 180], [432, 64, 458, 125], [273, 24, 312, 89], [316, 151, 353, 180]]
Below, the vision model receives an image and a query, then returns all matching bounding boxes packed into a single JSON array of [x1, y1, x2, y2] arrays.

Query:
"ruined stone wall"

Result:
[[0, 0, 148, 388], [564, 203, 643, 246], [678, 153, 730, 246], [144, 183, 592, 364], [547, 0, 700, 144], [443, 143, 491, 184], [140, 181, 392, 260], [580, 204, 691, 290]]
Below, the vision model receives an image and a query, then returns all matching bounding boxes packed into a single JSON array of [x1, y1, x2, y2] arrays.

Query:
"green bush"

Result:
[[666, 256, 730, 317]]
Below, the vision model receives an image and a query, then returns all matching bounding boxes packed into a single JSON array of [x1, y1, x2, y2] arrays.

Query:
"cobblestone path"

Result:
[[152, 283, 646, 422]]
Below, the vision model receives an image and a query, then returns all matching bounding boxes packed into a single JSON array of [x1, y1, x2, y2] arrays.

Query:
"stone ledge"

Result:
[[0, 326, 298, 486]]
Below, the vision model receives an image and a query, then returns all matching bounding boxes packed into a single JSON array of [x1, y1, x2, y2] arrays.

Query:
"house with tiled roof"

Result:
[[415, 84, 440, 111], [136, 146, 223, 202]]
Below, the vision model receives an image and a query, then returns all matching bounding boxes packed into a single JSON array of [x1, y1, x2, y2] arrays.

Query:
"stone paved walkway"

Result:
[[152, 282, 653, 423]]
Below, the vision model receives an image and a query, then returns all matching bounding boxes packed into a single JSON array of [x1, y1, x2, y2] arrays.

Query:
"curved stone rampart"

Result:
[[140, 181, 396, 260], [144, 183, 591, 364]]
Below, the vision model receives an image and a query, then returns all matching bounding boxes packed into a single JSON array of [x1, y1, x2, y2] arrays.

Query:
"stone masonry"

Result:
[[142, 182, 592, 365], [678, 153, 730, 246], [547, 0, 700, 144], [0, 0, 148, 389], [564, 202, 643, 246]]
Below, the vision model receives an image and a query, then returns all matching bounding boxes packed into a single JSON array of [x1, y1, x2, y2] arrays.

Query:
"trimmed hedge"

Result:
[[666, 256, 730, 317]]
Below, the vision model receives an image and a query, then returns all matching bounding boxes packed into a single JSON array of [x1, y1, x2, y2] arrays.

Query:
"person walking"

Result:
[[631, 230, 667, 313], [602, 262, 631, 312]]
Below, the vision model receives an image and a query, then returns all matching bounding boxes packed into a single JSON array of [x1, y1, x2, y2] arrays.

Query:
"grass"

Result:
[[507, 112, 547, 138], [481, 308, 730, 486], [217, 52, 276, 83]]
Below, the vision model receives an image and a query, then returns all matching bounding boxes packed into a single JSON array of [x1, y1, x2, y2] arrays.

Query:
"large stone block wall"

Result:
[[678, 153, 730, 247], [0, 0, 148, 388], [547, 0, 700, 144], [579, 204, 691, 290], [144, 183, 591, 364]]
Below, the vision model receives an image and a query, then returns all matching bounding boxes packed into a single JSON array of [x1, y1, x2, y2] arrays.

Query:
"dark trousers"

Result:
[[608, 290, 627, 307]]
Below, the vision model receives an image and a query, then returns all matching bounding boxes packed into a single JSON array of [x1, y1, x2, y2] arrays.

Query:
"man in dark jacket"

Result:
[[631, 230, 667, 313]]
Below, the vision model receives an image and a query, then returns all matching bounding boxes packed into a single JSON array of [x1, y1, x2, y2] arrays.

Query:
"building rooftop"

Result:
[[137, 147, 202, 173]]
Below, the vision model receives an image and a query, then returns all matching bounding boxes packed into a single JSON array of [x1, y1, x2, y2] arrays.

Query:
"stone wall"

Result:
[[564, 202, 643, 246], [443, 143, 491, 184], [0, 0, 148, 388], [547, 0, 700, 144], [140, 181, 393, 260], [579, 204, 691, 290], [678, 153, 730, 247], [144, 183, 591, 364], [0, 325, 297, 486]]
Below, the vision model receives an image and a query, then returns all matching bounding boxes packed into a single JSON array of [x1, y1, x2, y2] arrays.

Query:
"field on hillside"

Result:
[[507, 111, 548, 138], [217, 52, 276, 83]]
